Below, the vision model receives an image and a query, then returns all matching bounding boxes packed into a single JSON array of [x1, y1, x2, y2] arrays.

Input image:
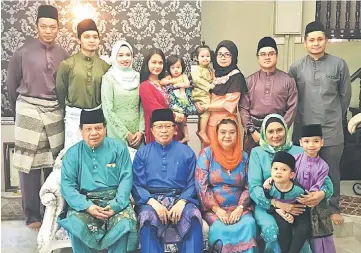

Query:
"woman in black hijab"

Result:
[[195, 40, 248, 146]]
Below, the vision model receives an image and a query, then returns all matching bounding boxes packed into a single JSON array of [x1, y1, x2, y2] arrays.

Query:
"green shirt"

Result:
[[56, 52, 110, 109]]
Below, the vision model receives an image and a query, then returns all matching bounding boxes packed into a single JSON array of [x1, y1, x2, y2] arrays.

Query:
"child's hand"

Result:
[[263, 177, 273, 190], [276, 209, 294, 224]]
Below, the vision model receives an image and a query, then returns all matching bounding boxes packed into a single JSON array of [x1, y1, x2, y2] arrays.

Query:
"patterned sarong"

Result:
[[58, 189, 138, 251], [13, 95, 64, 173]]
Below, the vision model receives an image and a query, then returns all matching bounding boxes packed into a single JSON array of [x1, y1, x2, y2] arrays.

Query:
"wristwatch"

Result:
[[248, 127, 256, 134]]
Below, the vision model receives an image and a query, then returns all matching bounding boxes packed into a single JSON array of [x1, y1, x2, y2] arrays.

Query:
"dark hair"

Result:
[[191, 41, 214, 65], [166, 55, 185, 76], [216, 119, 238, 132], [140, 48, 166, 83]]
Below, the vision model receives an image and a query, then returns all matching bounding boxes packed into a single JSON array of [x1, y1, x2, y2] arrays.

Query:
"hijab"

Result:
[[210, 118, 243, 171], [259, 114, 293, 154], [212, 40, 248, 95], [107, 40, 139, 90]]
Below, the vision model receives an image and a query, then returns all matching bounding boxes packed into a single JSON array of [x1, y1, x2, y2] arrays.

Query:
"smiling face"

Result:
[[216, 47, 232, 67], [78, 30, 100, 52], [299, 136, 324, 157], [148, 54, 164, 77], [151, 121, 175, 145], [116, 46, 132, 68], [258, 46, 277, 70], [197, 48, 211, 67], [80, 123, 106, 148], [271, 162, 295, 184], [36, 18, 59, 45], [304, 31, 327, 57], [265, 122, 286, 148], [217, 122, 238, 150]]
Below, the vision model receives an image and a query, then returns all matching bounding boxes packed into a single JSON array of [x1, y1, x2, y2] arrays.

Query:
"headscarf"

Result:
[[259, 114, 293, 154], [212, 40, 248, 96], [107, 40, 139, 91], [210, 118, 243, 171]]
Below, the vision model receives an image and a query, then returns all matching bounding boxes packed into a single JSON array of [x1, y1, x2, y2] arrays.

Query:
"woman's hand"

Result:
[[174, 112, 185, 123], [129, 132, 143, 148], [214, 207, 230, 225], [263, 177, 273, 190], [127, 133, 134, 145], [297, 190, 325, 208], [195, 102, 205, 114], [275, 200, 306, 216], [228, 206, 243, 224], [276, 209, 294, 224]]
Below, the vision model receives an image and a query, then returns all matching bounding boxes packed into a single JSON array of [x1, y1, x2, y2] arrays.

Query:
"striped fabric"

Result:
[[13, 95, 64, 173]]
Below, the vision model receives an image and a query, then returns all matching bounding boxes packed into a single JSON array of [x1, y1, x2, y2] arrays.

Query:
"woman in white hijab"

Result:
[[101, 40, 144, 148]]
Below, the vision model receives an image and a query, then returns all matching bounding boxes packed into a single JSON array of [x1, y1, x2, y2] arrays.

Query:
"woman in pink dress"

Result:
[[139, 49, 184, 144]]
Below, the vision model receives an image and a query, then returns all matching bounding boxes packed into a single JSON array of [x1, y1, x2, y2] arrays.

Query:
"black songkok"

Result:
[[151, 109, 175, 124], [80, 108, 105, 125], [77, 19, 99, 38], [302, 124, 323, 138], [37, 5, 58, 23], [272, 151, 296, 171], [257, 36, 278, 54], [305, 21, 326, 36]]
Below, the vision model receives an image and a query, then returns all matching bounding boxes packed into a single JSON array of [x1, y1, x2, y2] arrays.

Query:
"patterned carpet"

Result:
[[340, 195, 361, 216]]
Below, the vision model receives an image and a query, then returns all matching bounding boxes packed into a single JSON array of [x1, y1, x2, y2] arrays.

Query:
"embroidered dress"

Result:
[[196, 147, 257, 253]]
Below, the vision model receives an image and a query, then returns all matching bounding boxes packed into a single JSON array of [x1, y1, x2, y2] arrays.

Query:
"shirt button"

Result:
[[88, 78, 91, 81], [266, 91, 269, 94]]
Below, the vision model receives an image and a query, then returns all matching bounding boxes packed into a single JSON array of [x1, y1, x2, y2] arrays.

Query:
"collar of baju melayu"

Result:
[[302, 152, 321, 163], [79, 51, 98, 62], [83, 138, 106, 153], [307, 53, 328, 62], [259, 68, 278, 77], [37, 38, 56, 49], [153, 140, 175, 150]]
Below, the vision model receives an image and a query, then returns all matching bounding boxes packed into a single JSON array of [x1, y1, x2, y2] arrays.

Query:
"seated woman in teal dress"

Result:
[[248, 113, 334, 253], [196, 118, 257, 253]]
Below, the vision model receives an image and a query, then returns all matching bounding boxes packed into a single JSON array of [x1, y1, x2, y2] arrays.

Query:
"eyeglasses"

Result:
[[217, 52, 232, 58], [258, 52, 277, 58], [153, 124, 174, 130]]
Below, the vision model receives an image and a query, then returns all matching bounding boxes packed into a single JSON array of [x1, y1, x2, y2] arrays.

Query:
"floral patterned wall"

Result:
[[1, 0, 201, 118]]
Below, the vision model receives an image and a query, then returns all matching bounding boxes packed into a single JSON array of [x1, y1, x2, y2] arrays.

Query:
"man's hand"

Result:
[[263, 177, 273, 190], [251, 131, 260, 143], [130, 132, 143, 148], [275, 201, 306, 216], [228, 206, 243, 224], [148, 198, 169, 224], [297, 190, 325, 207], [86, 205, 109, 220], [276, 209, 294, 224], [214, 207, 230, 225], [168, 200, 186, 224], [100, 205, 115, 218]]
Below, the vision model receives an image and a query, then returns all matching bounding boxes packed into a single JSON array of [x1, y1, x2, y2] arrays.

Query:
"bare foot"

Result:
[[27, 221, 41, 231], [331, 213, 344, 225], [197, 131, 210, 145]]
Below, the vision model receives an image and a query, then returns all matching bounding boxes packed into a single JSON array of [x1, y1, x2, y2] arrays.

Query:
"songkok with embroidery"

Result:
[[302, 124, 323, 138], [80, 108, 105, 125], [272, 151, 296, 171], [305, 21, 326, 36], [257, 36, 278, 54], [151, 108, 175, 124], [37, 5, 58, 23], [77, 19, 99, 38]]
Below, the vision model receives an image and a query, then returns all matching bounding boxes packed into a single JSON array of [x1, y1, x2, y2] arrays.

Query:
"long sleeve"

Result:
[[309, 163, 329, 193], [320, 175, 334, 201], [338, 59, 351, 117], [178, 151, 198, 204], [60, 151, 93, 211], [239, 91, 253, 131], [101, 75, 131, 139], [191, 67, 213, 92], [248, 149, 271, 210], [6, 50, 22, 115], [195, 148, 220, 211], [288, 64, 297, 80], [56, 60, 69, 109], [131, 150, 152, 205], [109, 146, 132, 213], [138, 100, 145, 132], [139, 82, 166, 115], [284, 78, 298, 127]]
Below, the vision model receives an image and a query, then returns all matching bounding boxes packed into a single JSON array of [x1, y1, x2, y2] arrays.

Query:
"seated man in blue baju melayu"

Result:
[[132, 108, 203, 253], [58, 108, 138, 253]]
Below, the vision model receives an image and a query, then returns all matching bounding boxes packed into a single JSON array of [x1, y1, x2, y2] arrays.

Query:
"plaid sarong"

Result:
[[13, 95, 64, 173]]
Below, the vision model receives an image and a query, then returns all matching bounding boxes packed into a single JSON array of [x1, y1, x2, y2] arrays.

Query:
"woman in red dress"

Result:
[[139, 49, 184, 144]]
